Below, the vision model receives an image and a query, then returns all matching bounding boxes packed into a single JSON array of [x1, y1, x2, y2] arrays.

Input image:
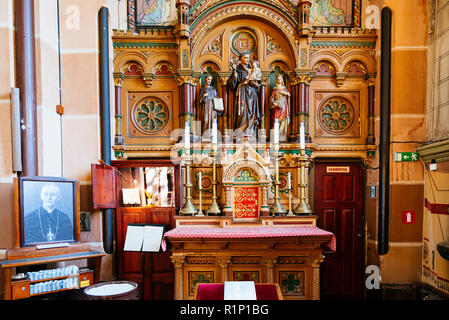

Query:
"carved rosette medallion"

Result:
[[132, 97, 170, 134], [318, 96, 355, 135], [231, 31, 257, 59]]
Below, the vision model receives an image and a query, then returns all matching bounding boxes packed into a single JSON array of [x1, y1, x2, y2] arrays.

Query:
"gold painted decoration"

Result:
[[233, 271, 259, 282], [318, 96, 355, 135], [234, 187, 259, 219], [132, 97, 170, 134], [188, 271, 214, 296], [231, 30, 257, 59], [314, 61, 336, 75], [266, 34, 283, 56], [344, 61, 367, 75], [234, 168, 258, 182], [202, 32, 224, 58]]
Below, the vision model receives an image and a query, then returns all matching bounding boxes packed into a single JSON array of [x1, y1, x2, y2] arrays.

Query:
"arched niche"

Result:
[[198, 61, 221, 91], [192, 17, 296, 73]]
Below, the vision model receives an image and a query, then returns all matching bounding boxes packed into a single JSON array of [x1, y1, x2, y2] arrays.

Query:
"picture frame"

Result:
[[15, 176, 80, 247], [129, 0, 178, 31]]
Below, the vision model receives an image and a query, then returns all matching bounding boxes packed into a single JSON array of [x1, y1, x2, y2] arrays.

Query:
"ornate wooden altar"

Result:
[[110, 0, 378, 300], [165, 216, 335, 300]]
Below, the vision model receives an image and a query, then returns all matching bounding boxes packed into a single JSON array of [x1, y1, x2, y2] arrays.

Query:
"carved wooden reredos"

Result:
[[112, 0, 378, 210]]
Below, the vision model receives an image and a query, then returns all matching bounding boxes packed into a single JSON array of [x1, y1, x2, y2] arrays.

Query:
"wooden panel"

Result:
[[341, 208, 355, 253], [322, 176, 336, 201], [79, 270, 94, 288], [91, 164, 116, 209], [117, 208, 144, 275], [321, 208, 336, 233], [314, 162, 364, 300], [341, 175, 355, 202], [11, 280, 30, 300]]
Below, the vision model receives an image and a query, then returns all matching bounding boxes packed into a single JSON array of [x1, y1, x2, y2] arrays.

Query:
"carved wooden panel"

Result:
[[127, 91, 174, 138], [188, 271, 215, 297], [315, 91, 360, 138], [278, 270, 306, 297], [232, 270, 260, 282]]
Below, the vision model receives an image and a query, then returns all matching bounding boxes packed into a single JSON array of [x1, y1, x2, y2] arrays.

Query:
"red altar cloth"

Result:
[[162, 226, 336, 252], [195, 283, 282, 300]]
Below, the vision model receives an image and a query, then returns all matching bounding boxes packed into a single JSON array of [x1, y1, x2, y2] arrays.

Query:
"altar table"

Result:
[[164, 220, 335, 300]]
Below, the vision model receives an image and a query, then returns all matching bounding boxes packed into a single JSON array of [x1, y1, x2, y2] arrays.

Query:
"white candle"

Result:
[[300, 122, 305, 150], [288, 172, 291, 189], [274, 119, 279, 144], [212, 119, 217, 144], [198, 171, 202, 189], [184, 121, 190, 150]]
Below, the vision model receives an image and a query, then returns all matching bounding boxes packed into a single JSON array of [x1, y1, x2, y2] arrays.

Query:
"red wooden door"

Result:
[[314, 162, 364, 299]]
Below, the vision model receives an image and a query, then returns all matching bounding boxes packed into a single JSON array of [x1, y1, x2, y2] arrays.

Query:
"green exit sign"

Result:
[[394, 152, 418, 162]]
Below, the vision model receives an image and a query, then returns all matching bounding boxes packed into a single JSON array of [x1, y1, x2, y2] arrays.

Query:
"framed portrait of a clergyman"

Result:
[[16, 176, 80, 247]]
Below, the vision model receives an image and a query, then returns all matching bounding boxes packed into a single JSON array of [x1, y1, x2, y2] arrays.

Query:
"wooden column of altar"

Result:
[[166, 216, 333, 300]]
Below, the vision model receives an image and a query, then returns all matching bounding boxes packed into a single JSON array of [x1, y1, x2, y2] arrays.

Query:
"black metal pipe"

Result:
[[98, 7, 114, 254], [378, 7, 392, 256], [15, 0, 38, 177]]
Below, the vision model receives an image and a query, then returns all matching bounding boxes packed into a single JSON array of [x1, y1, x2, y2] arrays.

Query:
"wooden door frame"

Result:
[[311, 158, 366, 299]]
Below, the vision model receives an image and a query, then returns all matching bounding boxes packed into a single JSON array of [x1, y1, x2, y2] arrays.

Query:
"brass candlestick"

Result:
[[294, 149, 313, 215], [207, 144, 221, 215], [270, 144, 287, 216], [180, 152, 198, 216]]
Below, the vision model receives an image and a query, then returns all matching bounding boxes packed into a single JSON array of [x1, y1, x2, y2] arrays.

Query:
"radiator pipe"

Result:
[[15, 0, 38, 177], [378, 7, 392, 256], [98, 7, 114, 254]]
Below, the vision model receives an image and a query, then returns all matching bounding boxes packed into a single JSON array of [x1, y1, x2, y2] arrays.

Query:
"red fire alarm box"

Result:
[[402, 211, 415, 224]]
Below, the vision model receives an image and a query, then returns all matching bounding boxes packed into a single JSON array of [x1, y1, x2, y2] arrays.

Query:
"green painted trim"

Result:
[[114, 150, 124, 158], [310, 41, 376, 49], [113, 42, 178, 49]]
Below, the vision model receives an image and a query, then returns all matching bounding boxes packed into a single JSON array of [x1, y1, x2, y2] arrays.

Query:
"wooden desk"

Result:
[[164, 216, 335, 300], [0, 246, 104, 300]]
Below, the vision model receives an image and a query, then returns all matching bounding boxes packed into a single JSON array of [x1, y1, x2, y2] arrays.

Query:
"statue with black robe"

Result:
[[228, 52, 260, 135], [199, 74, 219, 136]]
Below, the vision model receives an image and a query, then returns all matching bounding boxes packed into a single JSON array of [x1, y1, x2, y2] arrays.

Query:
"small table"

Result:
[[0, 250, 104, 300]]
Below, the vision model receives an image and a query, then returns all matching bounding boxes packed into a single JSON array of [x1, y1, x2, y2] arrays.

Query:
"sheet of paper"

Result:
[[122, 188, 141, 205], [224, 281, 257, 300], [142, 225, 164, 252], [123, 225, 144, 251]]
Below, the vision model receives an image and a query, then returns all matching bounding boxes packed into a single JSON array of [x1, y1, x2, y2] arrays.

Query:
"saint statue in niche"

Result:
[[228, 52, 261, 136], [268, 74, 290, 140], [199, 74, 220, 136]]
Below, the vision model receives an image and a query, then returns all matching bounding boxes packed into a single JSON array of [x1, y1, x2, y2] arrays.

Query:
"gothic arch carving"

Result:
[[340, 51, 376, 73], [223, 159, 269, 184], [190, 3, 298, 65], [147, 52, 179, 71], [310, 51, 343, 73], [151, 61, 176, 75], [114, 50, 149, 74], [313, 60, 337, 76], [192, 19, 295, 73]]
